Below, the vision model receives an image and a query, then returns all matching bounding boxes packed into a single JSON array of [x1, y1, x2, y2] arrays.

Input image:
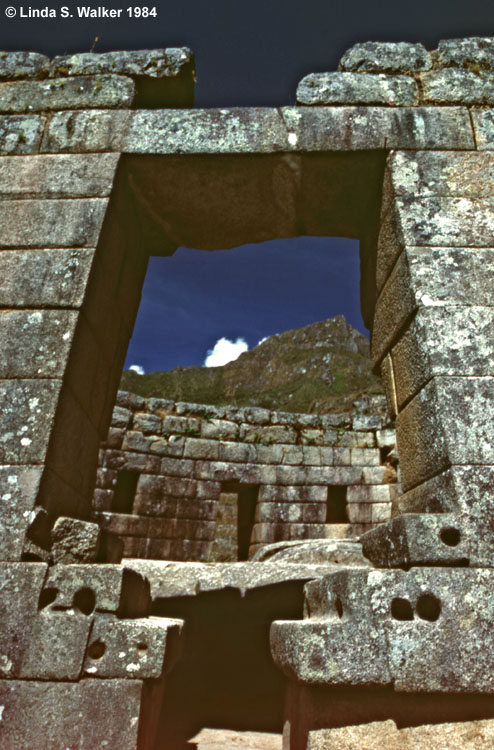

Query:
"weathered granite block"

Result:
[[121, 431, 154, 453], [339, 41, 431, 72], [0, 153, 119, 198], [0, 466, 43, 560], [51, 517, 101, 564], [0, 114, 45, 153], [347, 502, 391, 524], [42, 109, 131, 152], [0, 248, 95, 308], [51, 48, 191, 78], [83, 614, 183, 679], [472, 108, 494, 150], [391, 307, 494, 408], [0, 309, 78, 378], [437, 36, 494, 69], [0, 563, 47, 677], [0, 379, 62, 464], [386, 150, 494, 199], [373, 246, 494, 365], [0, 679, 144, 749], [125, 108, 288, 153], [350, 448, 380, 466], [44, 563, 150, 616], [271, 568, 494, 692], [347, 484, 393, 503], [256, 502, 304, 524], [132, 412, 162, 434], [184, 437, 220, 460], [296, 73, 419, 106], [0, 75, 135, 113], [279, 106, 474, 151], [361, 513, 469, 567], [396, 377, 494, 491], [201, 418, 239, 440], [18, 611, 92, 680], [0, 198, 108, 248], [421, 68, 494, 104], [0, 51, 49, 79]]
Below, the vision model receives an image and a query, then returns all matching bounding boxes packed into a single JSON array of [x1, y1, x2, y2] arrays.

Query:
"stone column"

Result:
[[371, 150, 494, 565]]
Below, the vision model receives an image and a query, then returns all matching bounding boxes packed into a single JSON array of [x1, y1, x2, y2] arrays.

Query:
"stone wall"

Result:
[[0, 37, 493, 749], [92, 392, 399, 561]]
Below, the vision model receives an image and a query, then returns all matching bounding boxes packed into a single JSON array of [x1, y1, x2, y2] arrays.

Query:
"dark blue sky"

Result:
[[124, 238, 362, 371], [4, 0, 494, 371]]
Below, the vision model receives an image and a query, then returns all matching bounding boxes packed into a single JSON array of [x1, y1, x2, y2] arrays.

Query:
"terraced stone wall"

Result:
[[92, 392, 399, 561]]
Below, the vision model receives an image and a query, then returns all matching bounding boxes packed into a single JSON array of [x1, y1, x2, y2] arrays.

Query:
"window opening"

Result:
[[111, 470, 139, 514], [326, 486, 348, 523]]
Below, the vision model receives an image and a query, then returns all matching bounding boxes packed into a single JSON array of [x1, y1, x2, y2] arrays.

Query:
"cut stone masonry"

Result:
[[92, 392, 398, 561], [0, 37, 493, 749]]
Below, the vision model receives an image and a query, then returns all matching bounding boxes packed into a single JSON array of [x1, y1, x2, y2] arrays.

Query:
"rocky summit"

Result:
[[120, 315, 383, 413]]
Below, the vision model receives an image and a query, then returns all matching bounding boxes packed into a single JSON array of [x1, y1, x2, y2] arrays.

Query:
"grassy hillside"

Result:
[[120, 315, 383, 413]]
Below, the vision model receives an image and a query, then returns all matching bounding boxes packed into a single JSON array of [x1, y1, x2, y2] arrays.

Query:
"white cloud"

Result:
[[204, 337, 248, 367], [129, 364, 145, 375]]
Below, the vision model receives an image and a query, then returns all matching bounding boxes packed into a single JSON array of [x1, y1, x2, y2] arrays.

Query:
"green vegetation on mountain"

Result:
[[120, 315, 384, 413]]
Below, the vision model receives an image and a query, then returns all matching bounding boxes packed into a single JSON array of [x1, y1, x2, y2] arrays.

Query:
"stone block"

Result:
[[272, 568, 494, 692], [96, 512, 149, 537], [83, 615, 183, 679], [339, 431, 375, 447], [437, 36, 494, 68], [0, 153, 118, 198], [0, 562, 47, 678], [160, 456, 195, 477], [132, 411, 162, 434], [386, 150, 494, 199], [472, 108, 494, 150], [256, 502, 303, 524], [184, 438, 220, 460], [347, 502, 391, 524], [396, 376, 494, 490], [279, 106, 474, 151], [105, 451, 160, 474], [0, 248, 95, 309], [0, 379, 62, 465], [420, 68, 494, 104], [162, 415, 200, 436], [196, 480, 221, 500], [0, 198, 108, 248], [175, 519, 215, 541], [0, 466, 43, 560], [0, 75, 135, 113], [280, 445, 304, 465], [18, 610, 92, 680], [121, 431, 153, 452], [42, 109, 131, 152], [121, 535, 149, 558], [339, 41, 431, 72], [125, 108, 288, 153], [146, 518, 177, 538], [361, 513, 469, 567], [382, 195, 494, 249], [0, 51, 49, 79], [242, 406, 272, 425], [149, 435, 185, 457], [175, 498, 217, 521], [0, 114, 45, 154], [50, 48, 195, 107], [332, 448, 351, 465], [0, 679, 143, 749], [302, 446, 322, 465], [350, 448, 380, 466], [296, 72, 418, 106], [391, 307, 494, 408], [201, 418, 239, 440], [51, 517, 101, 564], [347, 484, 393, 503], [258, 485, 328, 503], [253, 444, 284, 463], [373, 246, 494, 363], [0, 309, 78, 378]]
